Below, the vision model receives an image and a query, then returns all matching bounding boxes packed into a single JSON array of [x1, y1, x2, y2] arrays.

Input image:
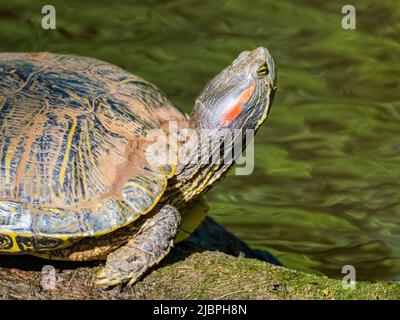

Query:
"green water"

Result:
[[0, 0, 399, 280]]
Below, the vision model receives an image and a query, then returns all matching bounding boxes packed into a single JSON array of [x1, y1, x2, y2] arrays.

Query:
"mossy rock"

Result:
[[0, 218, 399, 300]]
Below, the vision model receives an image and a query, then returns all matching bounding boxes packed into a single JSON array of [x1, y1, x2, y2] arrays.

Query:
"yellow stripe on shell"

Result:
[[59, 118, 78, 187], [78, 128, 88, 199]]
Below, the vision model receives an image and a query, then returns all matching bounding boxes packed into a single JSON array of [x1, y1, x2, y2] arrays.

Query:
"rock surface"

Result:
[[0, 218, 399, 300]]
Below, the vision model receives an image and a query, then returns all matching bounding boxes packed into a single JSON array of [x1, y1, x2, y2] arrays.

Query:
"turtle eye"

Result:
[[257, 63, 269, 76]]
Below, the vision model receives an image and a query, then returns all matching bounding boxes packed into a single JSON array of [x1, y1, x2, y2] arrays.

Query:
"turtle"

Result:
[[0, 47, 276, 286]]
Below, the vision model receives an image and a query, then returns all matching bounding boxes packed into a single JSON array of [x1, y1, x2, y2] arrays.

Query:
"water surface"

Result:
[[0, 0, 399, 280]]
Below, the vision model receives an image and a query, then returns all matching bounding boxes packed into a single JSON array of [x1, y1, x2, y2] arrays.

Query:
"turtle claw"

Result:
[[95, 268, 124, 287], [95, 277, 122, 287], [95, 268, 141, 287], [96, 269, 107, 279], [127, 276, 140, 287]]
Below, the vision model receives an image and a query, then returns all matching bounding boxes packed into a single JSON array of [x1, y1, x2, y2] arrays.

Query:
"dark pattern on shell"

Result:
[[0, 234, 13, 249], [15, 235, 64, 252]]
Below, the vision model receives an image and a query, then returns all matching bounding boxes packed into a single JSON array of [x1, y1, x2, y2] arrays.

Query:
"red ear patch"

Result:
[[220, 82, 256, 127]]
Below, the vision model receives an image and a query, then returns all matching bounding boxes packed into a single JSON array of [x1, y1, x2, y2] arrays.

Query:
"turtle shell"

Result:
[[0, 52, 187, 253]]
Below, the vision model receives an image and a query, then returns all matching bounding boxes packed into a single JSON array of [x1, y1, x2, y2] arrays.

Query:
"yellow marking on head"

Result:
[[59, 118, 77, 186]]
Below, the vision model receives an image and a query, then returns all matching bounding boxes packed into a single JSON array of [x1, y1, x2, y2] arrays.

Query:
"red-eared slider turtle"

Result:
[[0, 48, 276, 286]]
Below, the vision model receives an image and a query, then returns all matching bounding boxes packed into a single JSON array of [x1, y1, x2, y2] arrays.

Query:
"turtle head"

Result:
[[191, 47, 276, 131], [172, 48, 277, 206]]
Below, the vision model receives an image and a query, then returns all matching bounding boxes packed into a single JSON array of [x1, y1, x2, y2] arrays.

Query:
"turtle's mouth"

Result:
[[254, 80, 276, 131]]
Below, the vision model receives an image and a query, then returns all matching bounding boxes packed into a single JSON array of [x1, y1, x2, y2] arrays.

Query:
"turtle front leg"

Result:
[[96, 205, 181, 286]]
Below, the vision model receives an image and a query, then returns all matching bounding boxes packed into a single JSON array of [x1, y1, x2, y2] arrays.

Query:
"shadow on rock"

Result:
[[0, 217, 279, 299], [167, 217, 280, 266]]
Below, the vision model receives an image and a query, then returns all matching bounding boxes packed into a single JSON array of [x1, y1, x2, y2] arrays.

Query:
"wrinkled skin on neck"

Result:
[[167, 47, 277, 208]]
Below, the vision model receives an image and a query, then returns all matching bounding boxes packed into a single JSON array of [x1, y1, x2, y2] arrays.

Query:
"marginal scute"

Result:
[[0, 193, 164, 252], [15, 235, 64, 252], [0, 233, 13, 249]]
